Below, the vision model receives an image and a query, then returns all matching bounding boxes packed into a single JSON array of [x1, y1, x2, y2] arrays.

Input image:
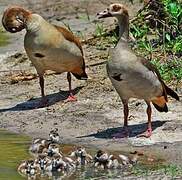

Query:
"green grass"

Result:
[[93, 23, 118, 50], [163, 164, 182, 177], [94, 0, 182, 83]]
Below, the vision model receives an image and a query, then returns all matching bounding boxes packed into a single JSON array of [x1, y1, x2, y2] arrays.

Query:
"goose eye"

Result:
[[11, 27, 17, 32]]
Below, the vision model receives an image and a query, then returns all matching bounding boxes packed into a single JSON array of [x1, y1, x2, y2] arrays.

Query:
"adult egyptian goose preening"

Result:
[[2, 6, 87, 105], [97, 4, 179, 138]]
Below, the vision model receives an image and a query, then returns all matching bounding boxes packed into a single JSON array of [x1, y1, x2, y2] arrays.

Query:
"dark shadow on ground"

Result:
[[0, 86, 83, 112], [77, 121, 166, 138]]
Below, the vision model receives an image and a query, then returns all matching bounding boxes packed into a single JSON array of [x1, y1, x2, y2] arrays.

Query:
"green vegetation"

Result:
[[132, 164, 182, 178], [130, 0, 182, 82], [93, 0, 182, 83], [152, 58, 182, 82], [93, 23, 118, 50], [163, 164, 182, 177], [0, 27, 9, 46]]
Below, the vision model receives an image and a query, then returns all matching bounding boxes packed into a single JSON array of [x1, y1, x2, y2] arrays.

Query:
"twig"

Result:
[[136, 0, 152, 16], [0, 70, 27, 73], [154, 18, 170, 29], [162, 22, 167, 61], [86, 61, 107, 68]]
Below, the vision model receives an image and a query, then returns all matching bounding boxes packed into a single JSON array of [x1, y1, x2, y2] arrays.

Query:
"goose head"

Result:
[[25, 159, 39, 175], [49, 128, 60, 143], [47, 144, 62, 157], [36, 154, 50, 171], [70, 146, 92, 165], [97, 3, 128, 19], [2, 6, 31, 33], [94, 150, 109, 162], [51, 154, 66, 172]]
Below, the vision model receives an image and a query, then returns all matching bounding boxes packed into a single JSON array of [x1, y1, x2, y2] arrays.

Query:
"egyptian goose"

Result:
[[29, 128, 60, 155], [47, 143, 63, 157], [18, 159, 40, 176], [35, 154, 51, 171], [94, 150, 112, 169], [45, 154, 67, 173], [69, 146, 93, 165], [48, 128, 60, 143], [2, 6, 87, 105], [97, 4, 179, 138], [94, 150, 138, 169]]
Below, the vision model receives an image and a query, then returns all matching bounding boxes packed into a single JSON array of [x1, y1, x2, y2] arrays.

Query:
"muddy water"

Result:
[[0, 130, 168, 180], [0, 130, 127, 180], [0, 129, 30, 180], [0, 130, 129, 180]]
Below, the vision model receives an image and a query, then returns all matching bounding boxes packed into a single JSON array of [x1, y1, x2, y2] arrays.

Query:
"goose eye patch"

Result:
[[112, 5, 122, 12]]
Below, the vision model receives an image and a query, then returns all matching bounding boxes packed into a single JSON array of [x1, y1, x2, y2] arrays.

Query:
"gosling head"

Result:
[[2, 6, 31, 33], [97, 3, 128, 19], [25, 159, 37, 175], [71, 146, 88, 165], [47, 144, 62, 157], [37, 154, 49, 171], [49, 128, 60, 143], [95, 150, 109, 162], [51, 154, 66, 171]]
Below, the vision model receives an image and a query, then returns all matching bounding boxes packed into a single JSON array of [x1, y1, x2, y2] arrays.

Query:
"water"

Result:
[[0, 129, 30, 180], [0, 130, 133, 180], [0, 130, 168, 180]]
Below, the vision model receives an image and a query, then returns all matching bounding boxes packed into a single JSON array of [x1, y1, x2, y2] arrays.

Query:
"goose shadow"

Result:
[[0, 86, 83, 112], [77, 121, 166, 138]]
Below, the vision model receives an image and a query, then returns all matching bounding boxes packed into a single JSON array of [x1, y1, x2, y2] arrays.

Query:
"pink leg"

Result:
[[137, 101, 152, 138], [66, 72, 77, 102], [67, 93, 77, 102], [112, 100, 130, 138], [137, 127, 152, 138]]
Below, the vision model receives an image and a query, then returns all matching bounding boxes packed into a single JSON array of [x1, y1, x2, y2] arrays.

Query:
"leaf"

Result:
[[173, 42, 182, 53], [168, 2, 178, 16], [165, 33, 171, 41]]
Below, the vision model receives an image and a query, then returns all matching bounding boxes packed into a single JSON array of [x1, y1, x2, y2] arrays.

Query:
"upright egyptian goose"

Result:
[[2, 6, 87, 105], [97, 4, 179, 138]]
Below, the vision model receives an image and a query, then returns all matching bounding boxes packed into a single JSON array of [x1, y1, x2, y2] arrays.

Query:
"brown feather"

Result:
[[54, 25, 87, 79], [141, 58, 179, 100], [2, 6, 31, 33], [54, 25, 83, 55], [140, 57, 179, 112], [151, 96, 167, 107], [140, 58, 168, 101], [151, 96, 168, 112]]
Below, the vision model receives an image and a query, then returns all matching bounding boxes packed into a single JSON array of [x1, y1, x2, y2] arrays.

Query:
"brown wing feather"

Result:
[[54, 25, 87, 80], [140, 57, 179, 101], [54, 25, 83, 55], [140, 57, 168, 101]]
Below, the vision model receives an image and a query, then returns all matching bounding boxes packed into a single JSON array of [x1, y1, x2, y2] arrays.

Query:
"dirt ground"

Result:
[[0, 0, 182, 167]]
